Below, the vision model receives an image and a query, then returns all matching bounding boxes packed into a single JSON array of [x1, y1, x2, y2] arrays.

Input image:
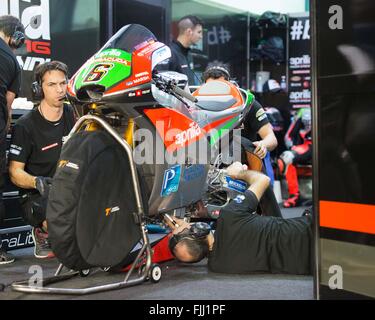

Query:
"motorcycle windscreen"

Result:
[[102, 24, 157, 54], [71, 24, 158, 99]]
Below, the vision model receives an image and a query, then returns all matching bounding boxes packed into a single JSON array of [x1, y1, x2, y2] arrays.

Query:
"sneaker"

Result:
[[0, 248, 15, 265], [283, 194, 300, 208], [31, 227, 55, 259]]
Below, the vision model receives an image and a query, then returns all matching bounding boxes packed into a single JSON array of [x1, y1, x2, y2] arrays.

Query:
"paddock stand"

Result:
[[11, 115, 162, 295]]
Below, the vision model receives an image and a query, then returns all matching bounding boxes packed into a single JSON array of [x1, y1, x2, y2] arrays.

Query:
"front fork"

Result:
[[76, 104, 136, 147]]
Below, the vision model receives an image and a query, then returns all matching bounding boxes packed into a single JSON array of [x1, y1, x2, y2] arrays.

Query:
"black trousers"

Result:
[[259, 185, 282, 217], [240, 136, 282, 218]]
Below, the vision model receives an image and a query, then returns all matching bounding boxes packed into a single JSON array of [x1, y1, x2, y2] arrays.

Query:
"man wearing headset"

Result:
[[165, 162, 313, 274], [202, 65, 278, 161], [0, 15, 25, 265], [8, 61, 75, 259]]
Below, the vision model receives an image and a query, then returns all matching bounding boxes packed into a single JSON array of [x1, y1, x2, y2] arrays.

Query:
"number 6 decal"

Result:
[[84, 63, 113, 83]]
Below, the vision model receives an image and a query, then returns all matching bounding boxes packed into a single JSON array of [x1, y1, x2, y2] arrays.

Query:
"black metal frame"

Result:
[[11, 115, 160, 295]]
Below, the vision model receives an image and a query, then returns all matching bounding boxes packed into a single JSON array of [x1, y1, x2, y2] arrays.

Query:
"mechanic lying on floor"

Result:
[[164, 162, 313, 275]]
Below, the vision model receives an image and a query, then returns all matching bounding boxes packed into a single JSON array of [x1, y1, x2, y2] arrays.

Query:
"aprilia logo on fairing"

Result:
[[175, 122, 201, 146], [97, 49, 122, 58]]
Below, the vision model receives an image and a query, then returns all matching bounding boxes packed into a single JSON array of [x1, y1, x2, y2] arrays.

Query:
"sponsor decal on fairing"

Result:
[[133, 75, 150, 84], [161, 165, 181, 197], [184, 165, 205, 182], [175, 122, 201, 147]]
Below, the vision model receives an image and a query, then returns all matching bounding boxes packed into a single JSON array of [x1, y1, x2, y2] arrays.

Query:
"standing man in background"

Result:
[[167, 15, 203, 86], [0, 15, 25, 265]]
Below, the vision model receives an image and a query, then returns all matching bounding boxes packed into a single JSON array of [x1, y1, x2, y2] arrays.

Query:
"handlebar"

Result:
[[169, 82, 198, 103], [153, 73, 198, 103]]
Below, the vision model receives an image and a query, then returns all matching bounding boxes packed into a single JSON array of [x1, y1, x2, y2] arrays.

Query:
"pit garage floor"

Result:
[[0, 207, 314, 300]]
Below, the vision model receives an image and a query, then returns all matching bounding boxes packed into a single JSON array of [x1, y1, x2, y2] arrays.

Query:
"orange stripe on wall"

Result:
[[320, 201, 375, 235]]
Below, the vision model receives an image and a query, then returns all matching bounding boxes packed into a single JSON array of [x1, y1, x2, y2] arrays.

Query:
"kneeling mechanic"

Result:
[[9, 61, 75, 259]]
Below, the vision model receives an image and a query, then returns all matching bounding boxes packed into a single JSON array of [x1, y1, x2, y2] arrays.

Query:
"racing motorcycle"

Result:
[[10, 24, 274, 295], [67, 24, 257, 220]]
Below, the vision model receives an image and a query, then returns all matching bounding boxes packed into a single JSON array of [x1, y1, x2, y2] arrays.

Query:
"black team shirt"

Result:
[[242, 100, 270, 142], [9, 104, 75, 182], [0, 38, 21, 137], [208, 190, 313, 275], [168, 40, 199, 86]]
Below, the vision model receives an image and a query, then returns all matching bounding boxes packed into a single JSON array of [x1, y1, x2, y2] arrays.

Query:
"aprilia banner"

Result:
[[1, 0, 101, 99], [0, 0, 52, 97], [288, 14, 311, 109]]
